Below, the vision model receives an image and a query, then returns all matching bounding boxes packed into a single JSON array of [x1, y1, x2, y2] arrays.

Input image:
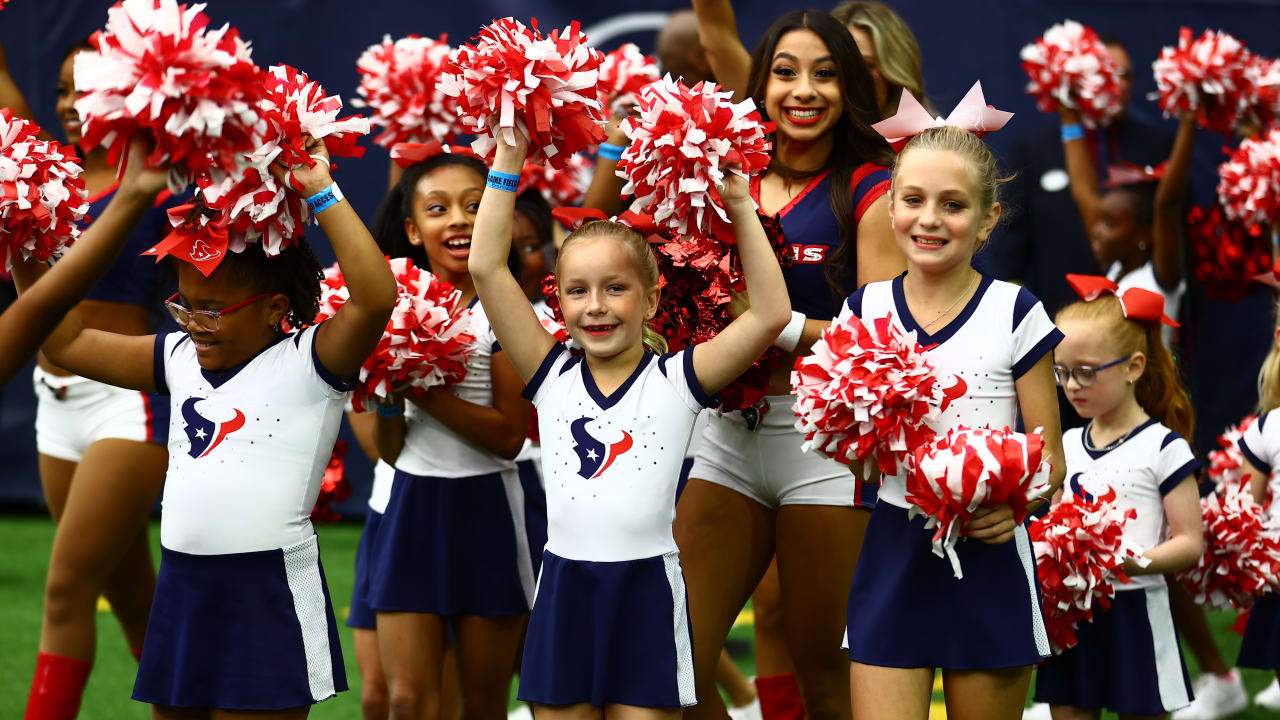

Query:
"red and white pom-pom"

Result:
[[1177, 474, 1280, 610], [1244, 54, 1280, 129], [1208, 415, 1259, 492], [791, 312, 966, 477], [1020, 20, 1123, 129], [439, 17, 607, 168], [257, 65, 369, 170], [905, 426, 1052, 578], [518, 153, 592, 206], [618, 76, 773, 240], [1153, 28, 1255, 134], [315, 257, 476, 411], [0, 110, 89, 268], [194, 167, 305, 257], [73, 0, 263, 179], [311, 439, 350, 524], [1217, 126, 1280, 227], [353, 34, 465, 148], [1030, 487, 1149, 652], [596, 43, 660, 117]]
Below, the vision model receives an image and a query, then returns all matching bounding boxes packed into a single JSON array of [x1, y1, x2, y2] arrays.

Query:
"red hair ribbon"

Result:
[[1255, 257, 1280, 288], [871, 81, 1014, 152], [1065, 273, 1180, 327], [1104, 161, 1167, 189], [551, 206, 668, 243], [141, 203, 230, 277], [389, 141, 483, 169]]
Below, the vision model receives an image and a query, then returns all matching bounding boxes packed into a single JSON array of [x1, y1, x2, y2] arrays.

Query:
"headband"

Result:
[[871, 81, 1013, 152], [1066, 273, 1180, 327]]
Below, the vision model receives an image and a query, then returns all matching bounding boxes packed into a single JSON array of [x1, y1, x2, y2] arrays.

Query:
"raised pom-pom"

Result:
[[519, 153, 592, 207], [439, 17, 606, 169], [618, 77, 773, 241], [597, 43, 661, 116], [905, 426, 1052, 578], [257, 64, 369, 170], [73, 0, 262, 179], [311, 439, 350, 524], [1020, 20, 1123, 129], [1030, 488, 1148, 652], [1153, 28, 1255, 134], [1188, 205, 1272, 303], [1177, 474, 1280, 610], [353, 34, 465, 148], [315, 257, 475, 411], [0, 110, 89, 268], [791, 312, 966, 477], [1217, 126, 1280, 227], [1207, 415, 1259, 492]]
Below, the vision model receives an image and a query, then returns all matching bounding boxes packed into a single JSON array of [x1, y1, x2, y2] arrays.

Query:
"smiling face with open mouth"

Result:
[[405, 164, 485, 280], [764, 29, 843, 143], [890, 146, 1000, 275], [556, 235, 659, 359]]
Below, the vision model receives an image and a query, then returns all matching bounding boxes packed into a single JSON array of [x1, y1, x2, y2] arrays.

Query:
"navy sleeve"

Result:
[[152, 334, 169, 396], [308, 324, 357, 393], [522, 343, 567, 400]]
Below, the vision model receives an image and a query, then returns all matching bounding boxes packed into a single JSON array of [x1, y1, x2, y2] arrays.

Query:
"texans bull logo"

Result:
[[570, 417, 633, 479], [181, 397, 246, 459]]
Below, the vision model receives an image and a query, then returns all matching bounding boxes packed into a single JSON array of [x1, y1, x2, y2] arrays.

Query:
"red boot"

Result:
[[24, 652, 91, 720], [756, 673, 805, 720]]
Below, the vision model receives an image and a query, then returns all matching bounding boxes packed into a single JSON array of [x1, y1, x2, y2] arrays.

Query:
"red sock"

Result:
[[130, 647, 143, 663], [24, 652, 91, 720], [755, 673, 805, 720]]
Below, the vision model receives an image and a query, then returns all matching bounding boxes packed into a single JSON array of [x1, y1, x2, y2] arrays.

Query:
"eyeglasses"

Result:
[[1053, 354, 1132, 388], [165, 292, 272, 333]]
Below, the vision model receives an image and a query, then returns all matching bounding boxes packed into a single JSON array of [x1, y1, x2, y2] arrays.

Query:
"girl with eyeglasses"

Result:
[[1033, 283, 1203, 718]]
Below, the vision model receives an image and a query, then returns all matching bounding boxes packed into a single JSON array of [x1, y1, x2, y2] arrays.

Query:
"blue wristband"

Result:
[[597, 143, 625, 161], [486, 170, 520, 193], [305, 183, 344, 215], [1060, 123, 1085, 143], [376, 402, 403, 417]]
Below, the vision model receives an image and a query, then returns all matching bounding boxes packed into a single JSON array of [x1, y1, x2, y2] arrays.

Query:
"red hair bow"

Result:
[[389, 141, 482, 169], [1066, 274, 1180, 327], [142, 203, 230, 277], [1255, 257, 1280, 288], [551, 206, 668, 243], [872, 81, 1013, 152], [1104, 161, 1167, 189]]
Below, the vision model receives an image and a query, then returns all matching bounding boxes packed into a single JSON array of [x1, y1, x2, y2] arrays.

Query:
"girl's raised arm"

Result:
[[690, 0, 752, 101], [1058, 107, 1104, 233], [1150, 113, 1195, 290], [691, 172, 791, 393], [470, 130, 556, 382]]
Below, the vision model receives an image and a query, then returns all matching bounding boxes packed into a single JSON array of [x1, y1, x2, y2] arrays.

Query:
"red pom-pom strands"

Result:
[[439, 18, 607, 169], [791, 312, 966, 477], [1030, 488, 1149, 653], [73, 0, 262, 181], [1187, 205, 1272, 303], [311, 439, 350, 524], [1208, 416, 1258, 493], [314, 258, 475, 412], [1020, 20, 1124, 129], [0, 110, 89, 268], [1177, 474, 1280, 611], [353, 34, 464, 148], [596, 43, 660, 117], [905, 427, 1052, 578], [1153, 28, 1277, 134], [256, 64, 369, 171], [519, 153, 592, 207], [617, 77, 773, 241], [1218, 126, 1280, 228]]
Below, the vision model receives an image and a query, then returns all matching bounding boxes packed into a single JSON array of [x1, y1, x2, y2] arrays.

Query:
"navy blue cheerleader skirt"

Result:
[[367, 468, 534, 616], [132, 535, 347, 709], [1239, 593, 1280, 669], [518, 550, 696, 708], [518, 458, 548, 577], [346, 509, 382, 630], [1035, 585, 1193, 714], [845, 502, 1049, 669]]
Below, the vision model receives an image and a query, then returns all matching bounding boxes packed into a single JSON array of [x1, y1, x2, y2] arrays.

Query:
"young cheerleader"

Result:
[[13, 136, 397, 718], [471, 124, 790, 717], [1033, 280, 1203, 719], [365, 148, 535, 720], [840, 116, 1067, 719]]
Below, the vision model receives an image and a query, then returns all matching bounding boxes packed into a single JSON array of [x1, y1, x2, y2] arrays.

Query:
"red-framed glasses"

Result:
[[165, 292, 272, 332]]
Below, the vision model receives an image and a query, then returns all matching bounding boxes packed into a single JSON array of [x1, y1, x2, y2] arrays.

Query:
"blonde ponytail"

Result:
[[1258, 297, 1280, 413]]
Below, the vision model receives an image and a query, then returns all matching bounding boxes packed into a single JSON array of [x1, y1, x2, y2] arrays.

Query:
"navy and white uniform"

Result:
[[348, 459, 395, 630], [691, 165, 890, 509], [1107, 260, 1183, 346], [367, 300, 535, 617], [518, 344, 718, 707], [1035, 419, 1199, 715], [32, 187, 182, 461], [1237, 410, 1280, 669], [133, 324, 349, 709], [843, 272, 1063, 668]]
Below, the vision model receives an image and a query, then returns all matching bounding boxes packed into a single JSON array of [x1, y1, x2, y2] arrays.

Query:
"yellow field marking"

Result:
[[97, 596, 111, 612], [732, 608, 755, 628], [341, 605, 350, 620], [933, 673, 943, 692], [929, 701, 947, 719]]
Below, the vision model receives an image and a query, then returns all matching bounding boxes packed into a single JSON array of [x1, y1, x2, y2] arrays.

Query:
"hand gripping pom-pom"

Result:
[[1188, 205, 1273, 303], [791, 312, 967, 477], [1218, 126, 1280, 228], [518, 153, 592, 207], [1030, 488, 1149, 652], [1208, 415, 1258, 492], [353, 34, 466, 148], [311, 439, 350, 524], [314, 257, 476, 411], [597, 43, 660, 117], [73, 0, 263, 181], [438, 17, 607, 169], [1153, 28, 1257, 134], [905, 426, 1053, 578], [0, 110, 89, 268], [1176, 473, 1280, 610], [1020, 20, 1124, 129], [617, 76, 773, 241]]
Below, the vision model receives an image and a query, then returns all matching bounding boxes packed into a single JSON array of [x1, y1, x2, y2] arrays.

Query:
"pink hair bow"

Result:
[[872, 81, 1013, 152], [1066, 274, 1180, 327], [1104, 161, 1167, 189]]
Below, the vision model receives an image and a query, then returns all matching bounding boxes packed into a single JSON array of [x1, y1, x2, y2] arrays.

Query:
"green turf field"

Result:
[[1, 514, 1277, 718]]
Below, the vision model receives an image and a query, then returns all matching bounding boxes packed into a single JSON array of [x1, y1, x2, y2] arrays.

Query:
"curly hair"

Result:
[[219, 241, 324, 329]]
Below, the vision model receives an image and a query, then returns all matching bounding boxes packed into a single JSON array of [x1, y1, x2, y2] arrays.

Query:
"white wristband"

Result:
[[774, 311, 806, 351]]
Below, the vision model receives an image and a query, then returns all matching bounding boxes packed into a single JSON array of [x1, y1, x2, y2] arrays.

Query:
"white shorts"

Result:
[[33, 366, 168, 462], [688, 395, 870, 509]]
